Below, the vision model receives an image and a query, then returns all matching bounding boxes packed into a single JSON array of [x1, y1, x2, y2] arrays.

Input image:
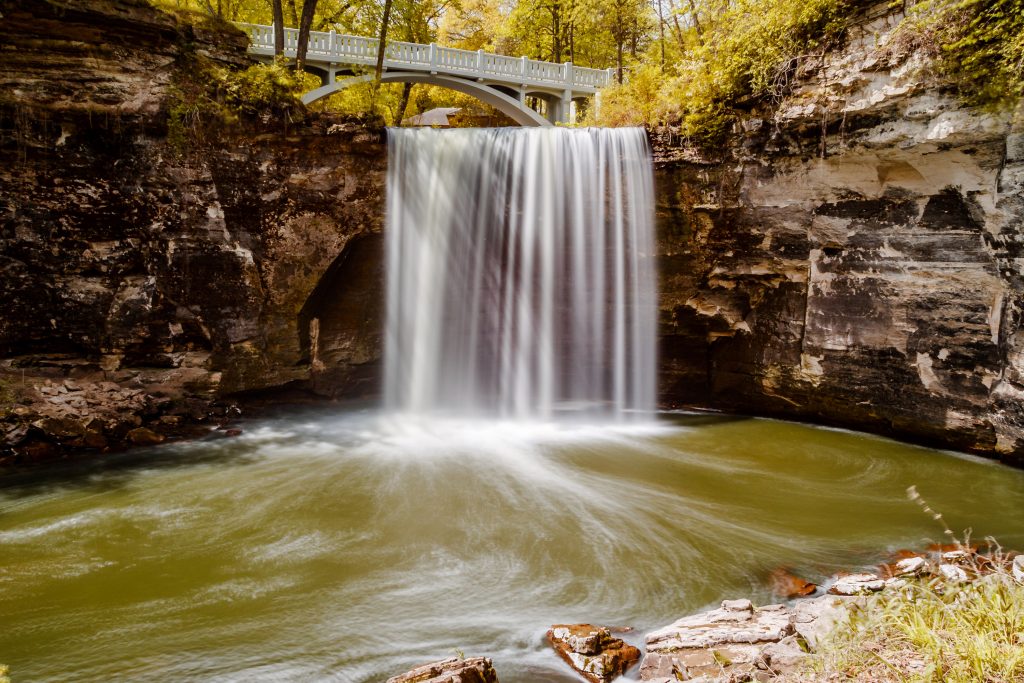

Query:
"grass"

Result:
[[804, 565, 1024, 681], [785, 487, 1024, 682]]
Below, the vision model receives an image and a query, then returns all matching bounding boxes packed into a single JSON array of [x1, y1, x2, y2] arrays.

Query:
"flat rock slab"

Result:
[[547, 624, 641, 683], [640, 599, 799, 681], [386, 656, 498, 683], [827, 573, 885, 596]]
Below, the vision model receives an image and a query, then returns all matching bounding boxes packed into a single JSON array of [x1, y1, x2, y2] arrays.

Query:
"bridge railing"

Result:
[[239, 23, 613, 92]]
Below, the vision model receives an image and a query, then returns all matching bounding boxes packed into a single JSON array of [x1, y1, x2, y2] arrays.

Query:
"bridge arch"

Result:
[[302, 72, 551, 127]]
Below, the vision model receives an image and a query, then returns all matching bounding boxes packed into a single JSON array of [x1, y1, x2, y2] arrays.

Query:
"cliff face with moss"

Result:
[[654, 5, 1024, 465], [1, 0, 1022, 466]]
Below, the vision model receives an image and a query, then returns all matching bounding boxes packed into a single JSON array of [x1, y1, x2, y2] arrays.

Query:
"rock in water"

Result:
[[125, 427, 165, 446], [769, 567, 818, 598], [827, 573, 885, 596], [547, 624, 641, 683], [639, 600, 798, 681], [385, 656, 498, 683], [892, 556, 927, 577]]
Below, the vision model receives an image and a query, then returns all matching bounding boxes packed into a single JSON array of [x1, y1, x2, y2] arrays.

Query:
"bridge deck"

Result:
[[239, 24, 612, 96]]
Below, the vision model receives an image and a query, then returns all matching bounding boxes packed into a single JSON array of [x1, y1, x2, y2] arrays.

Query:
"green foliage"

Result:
[[167, 56, 304, 151], [896, 0, 1024, 107], [584, 63, 669, 126], [226, 61, 305, 117], [0, 664, 9, 683], [151, 0, 1023, 138]]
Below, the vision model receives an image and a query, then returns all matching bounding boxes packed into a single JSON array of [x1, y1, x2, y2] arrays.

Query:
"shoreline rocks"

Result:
[[546, 624, 641, 683], [359, 544, 1024, 682], [640, 598, 807, 681], [386, 657, 498, 683], [0, 367, 242, 467]]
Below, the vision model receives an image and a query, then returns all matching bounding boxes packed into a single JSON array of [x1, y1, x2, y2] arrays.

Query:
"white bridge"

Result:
[[239, 24, 614, 126]]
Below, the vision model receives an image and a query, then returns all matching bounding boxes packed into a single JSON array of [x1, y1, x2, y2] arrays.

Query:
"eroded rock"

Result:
[[385, 656, 498, 683], [640, 600, 797, 681], [547, 624, 640, 683], [769, 568, 818, 598], [827, 573, 885, 596]]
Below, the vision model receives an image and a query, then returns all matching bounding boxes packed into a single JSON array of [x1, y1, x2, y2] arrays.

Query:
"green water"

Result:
[[2, 410, 1023, 682]]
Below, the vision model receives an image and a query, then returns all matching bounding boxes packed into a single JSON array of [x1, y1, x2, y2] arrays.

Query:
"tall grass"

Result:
[[809, 566, 1024, 681], [795, 487, 1024, 682]]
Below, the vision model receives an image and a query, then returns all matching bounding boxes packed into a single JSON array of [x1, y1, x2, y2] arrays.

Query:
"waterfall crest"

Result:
[[384, 127, 657, 421]]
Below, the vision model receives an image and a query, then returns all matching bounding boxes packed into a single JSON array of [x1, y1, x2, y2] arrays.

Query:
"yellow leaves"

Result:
[[591, 0, 849, 146], [900, 0, 1024, 107]]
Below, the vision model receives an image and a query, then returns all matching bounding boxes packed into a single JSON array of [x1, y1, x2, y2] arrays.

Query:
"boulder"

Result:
[[386, 656, 498, 683], [791, 595, 854, 650], [640, 600, 796, 681], [941, 550, 972, 565], [1012, 555, 1024, 584], [768, 568, 818, 598], [547, 624, 640, 683], [893, 556, 927, 577], [125, 427, 165, 446]]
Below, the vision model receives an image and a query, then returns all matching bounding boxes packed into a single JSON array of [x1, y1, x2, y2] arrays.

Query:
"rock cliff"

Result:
[[654, 2, 1024, 466], [0, 0, 384, 461], [2, 0, 1022, 466]]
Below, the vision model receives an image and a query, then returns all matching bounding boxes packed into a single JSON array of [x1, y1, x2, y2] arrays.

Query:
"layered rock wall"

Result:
[[654, 4, 1024, 465], [2, 0, 1023, 466], [1, 0, 385, 459]]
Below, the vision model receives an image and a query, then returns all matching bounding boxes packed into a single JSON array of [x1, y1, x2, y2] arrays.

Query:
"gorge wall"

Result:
[[2, 0, 1022, 467], [0, 0, 385, 459], [654, 4, 1024, 466]]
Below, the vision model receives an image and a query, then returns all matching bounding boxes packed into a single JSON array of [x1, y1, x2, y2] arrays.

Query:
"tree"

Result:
[[296, 0, 321, 70], [374, 0, 395, 81], [273, 0, 285, 55], [599, 0, 652, 82]]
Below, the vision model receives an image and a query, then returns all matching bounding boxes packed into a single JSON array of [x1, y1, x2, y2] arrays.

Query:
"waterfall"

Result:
[[384, 127, 657, 422]]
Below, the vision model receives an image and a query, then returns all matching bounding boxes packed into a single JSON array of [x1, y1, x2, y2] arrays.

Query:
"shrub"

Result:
[[793, 487, 1024, 682], [166, 56, 304, 151], [225, 61, 304, 119], [895, 0, 1024, 108]]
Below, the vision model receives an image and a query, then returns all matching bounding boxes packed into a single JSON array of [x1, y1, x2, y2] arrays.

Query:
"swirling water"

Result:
[[2, 409, 1024, 681], [5, 129, 1024, 681]]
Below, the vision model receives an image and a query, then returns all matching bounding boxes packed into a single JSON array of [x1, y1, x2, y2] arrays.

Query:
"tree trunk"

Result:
[[272, 0, 285, 56], [657, 0, 666, 68], [552, 2, 561, 63], [686, 0, 704, 46], [296, 0, 319, 72], [667, 0, 687, 50], [286, 0, 299, 27], [374, 0, 394, 81], [371, 0, 394, 115], [395, 82, 414, 125]]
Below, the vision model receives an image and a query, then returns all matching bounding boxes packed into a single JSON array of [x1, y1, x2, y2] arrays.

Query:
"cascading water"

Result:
[[384, 127, 657, 421]]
